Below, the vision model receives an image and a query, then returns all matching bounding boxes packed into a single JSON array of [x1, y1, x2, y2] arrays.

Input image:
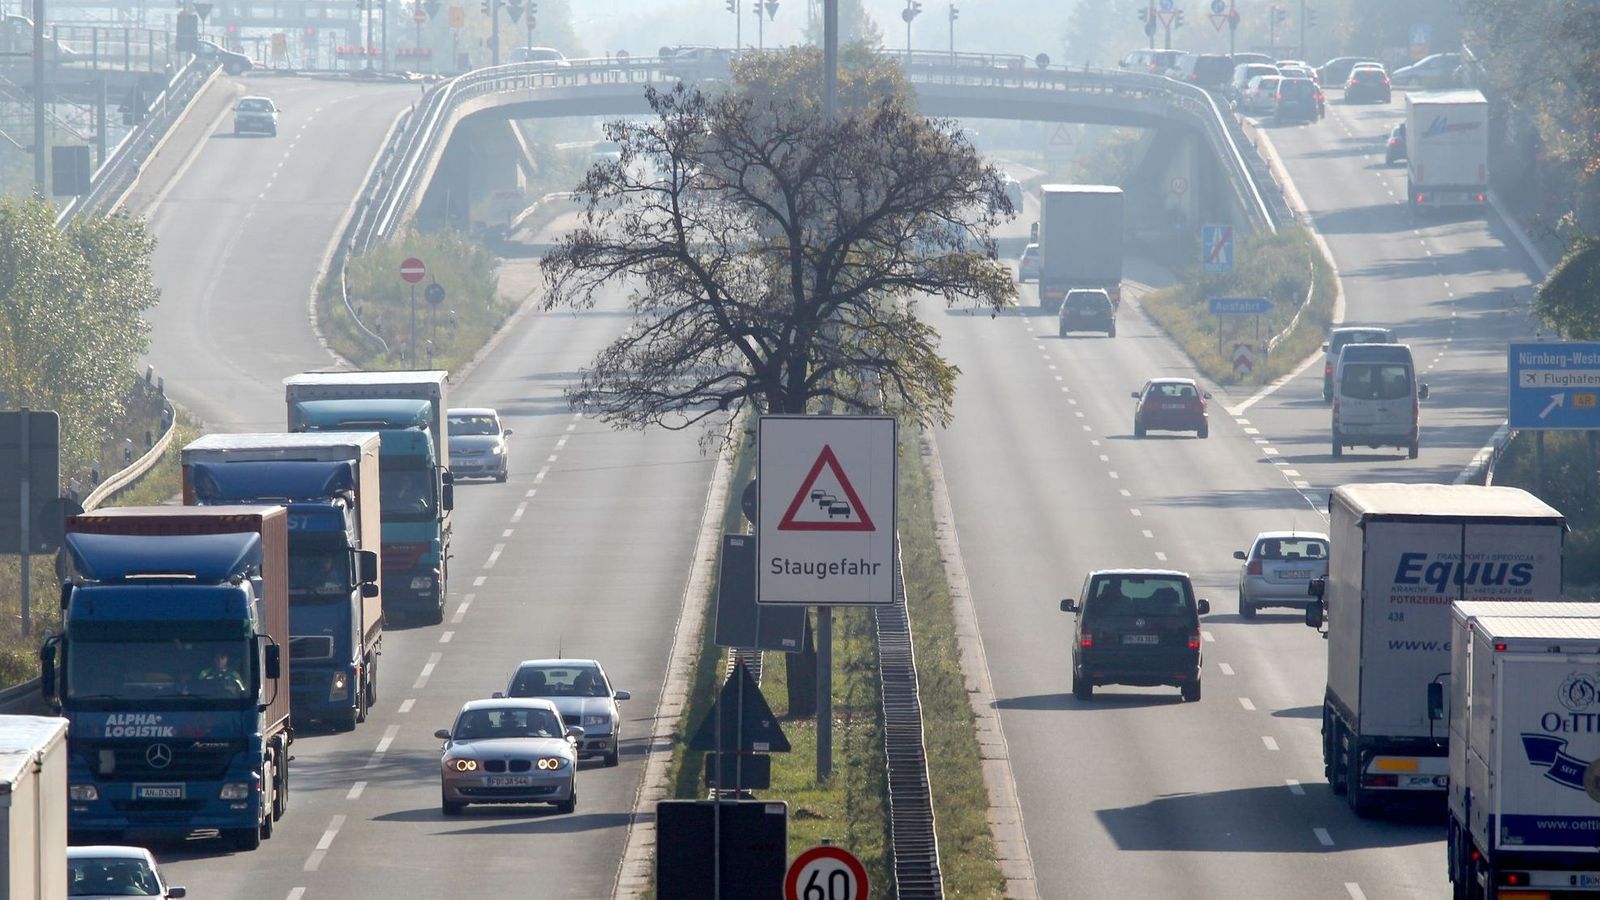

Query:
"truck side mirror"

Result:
[[264, 643, 281, 680], [502, 428, 513, 438], [358, 549, 379, 584], [1308, 577, 1325, 598], [59, 582, 71, 609], [1427, 682, 1445, 721], [1196, 599, 1210, 615], [1060, 598, 1077, 613], [39, 643, 55, 698], [1417, 383, 1430, 400], [441, 482, 454, 511], [1305, 603, 1324, 629], [360, 583, 380, 599]]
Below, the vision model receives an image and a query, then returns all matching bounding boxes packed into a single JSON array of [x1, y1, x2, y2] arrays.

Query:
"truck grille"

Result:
[[290, 636, 334, 660], [80, 742, 239, 781], [383, 543, 426, 570]]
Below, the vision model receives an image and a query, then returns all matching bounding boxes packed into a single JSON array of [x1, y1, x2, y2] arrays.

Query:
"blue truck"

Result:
[[181, 432, 383, 732], [284, 371, 453, 625], [40, 506, 291, 851]]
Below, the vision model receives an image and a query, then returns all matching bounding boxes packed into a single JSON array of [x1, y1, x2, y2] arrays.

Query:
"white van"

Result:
[[1331, 343, 1428, 459]]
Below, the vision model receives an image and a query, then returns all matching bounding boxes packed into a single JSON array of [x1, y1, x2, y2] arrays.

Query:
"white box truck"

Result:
[[0, 715, 68, 900], [1440, 615, 1600, 898], [1306, 483, 1566, 816], [1405, 89, 1489, 213], [1037, 185, 1124, 312]]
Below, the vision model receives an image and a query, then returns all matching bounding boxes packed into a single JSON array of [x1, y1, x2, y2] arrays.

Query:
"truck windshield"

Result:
[[379, 463, 435, 520], [67, 639, 253, 702], [289, 548, 350, 601]]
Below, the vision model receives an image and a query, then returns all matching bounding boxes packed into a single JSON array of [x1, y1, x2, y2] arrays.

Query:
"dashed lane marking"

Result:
[[1154, 551, 1167, 562], [374, 726, 399, 754], [1239, 697, 1255, 711], [303, 813, 346, 870], [472, 575, 486, 587], [1218, 663, 1234, 675], [1262, 736, 1280, 751], [512, 502, 528, 522], [1287, 779, 1305, 796], [502, 529, 514, 538], [1202, 631, 1215, 642], [1141, 530, 1153, 539], [347, 781, 366, 800], [1315, 827, 1335, 847], [440, 631, 454, 643], [1119, 489, 1131, 497], [287, 890, 306, 900], [398, 698, 414, 714], [452, 595, 473, 623], [1345, 883, 1367, 900], [484, 544, 504, 569], [1129, 508, 1142, 517], [412, 653, 442, 689]]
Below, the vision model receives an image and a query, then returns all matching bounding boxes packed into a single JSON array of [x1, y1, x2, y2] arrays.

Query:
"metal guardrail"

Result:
[[48, 24, 177, 74], [877, 540, 942, 898]]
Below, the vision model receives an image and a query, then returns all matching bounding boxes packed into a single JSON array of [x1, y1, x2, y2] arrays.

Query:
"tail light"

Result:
[[1187, 630, 1201, 650], [1498, 872, 1530, 887], [1475, 193, 1486, 202], [1383, 77, 1391, 85], [1246, 559, 1263, 576], [1364, 774, 1399, 787], [1079, 635, 1094, 648], [1324, 362, 1334, 377], [1415, 194, 1426, 204], [1276, 89, 1284, 101]]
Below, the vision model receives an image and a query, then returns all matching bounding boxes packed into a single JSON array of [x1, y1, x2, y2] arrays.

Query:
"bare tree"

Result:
[[540, 46, 1016, 442]]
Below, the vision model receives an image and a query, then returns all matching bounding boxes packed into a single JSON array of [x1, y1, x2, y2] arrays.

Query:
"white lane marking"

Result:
[[1243, 427, 1260, 435], [287, 890, 306, 900], [1202, 631, 1215, 642], [555, 436, 569, 450], [1315, 828, 1335, 847], [484, 543, 505, 569], [440, 631, 454, 643], [1119, 489, 1131, 497], [347, 781, 366, 800], [398, 698, 415, 714], [1141, 529, 1154, 539], [1345, 884, 1367, 900], [374, 726, 399, 754], [1047, 364, 1057, 371], [512, 501, 528, 522], [1234, 418, 1250, 426], [1054, 375, 1063, 381], [525, 488, 537, 497], [1294, 480, 1311, 489], [566, 422, 578, 432], [1090, 440, 1101, 447], [502, 529, 514, 538], [1253, 438, 1270, 445], [1287, 779, 1305, 796], [1154, 551, 1167, 562], [1099, 454, 1110, 463], [1067, 398, 1078, 406], [1262, 736, 1280, 751], [1074, 411, 1085, 418], [1108, 471, 1119, 479], [535, 467, 549, 482], [413, 652, 442, 689], [1281, 469, 1300, 477], [547, 454, 559, 463], [1218, 663, 1234, 675], [1239, 697, 1255, 711], [1129, 508, 1142, 517], [1264, 447, 1281, 456], [472, 575, 486, 587], [317, 814, 346, 850], [1082, 425, 1091, 431]]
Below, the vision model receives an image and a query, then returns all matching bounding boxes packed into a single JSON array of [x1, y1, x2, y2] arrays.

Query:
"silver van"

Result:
[[1331, 343, 1428, 459]]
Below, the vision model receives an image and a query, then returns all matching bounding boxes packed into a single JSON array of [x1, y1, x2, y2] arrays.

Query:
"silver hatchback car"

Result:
[[1233, 531, 1330, 618]]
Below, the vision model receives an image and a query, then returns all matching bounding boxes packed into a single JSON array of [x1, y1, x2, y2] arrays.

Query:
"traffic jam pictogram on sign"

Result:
[[785, 845, 869, 900], [777, 445, 876, 532]]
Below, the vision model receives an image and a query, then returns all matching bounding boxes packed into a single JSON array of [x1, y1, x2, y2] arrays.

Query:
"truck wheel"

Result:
[[226, 827, 262, 852], [1180, 679, 1201, 702], [1326, 713, 1348, 795], [368, 655, 378, 705], [1346, 748, 1379, 817]]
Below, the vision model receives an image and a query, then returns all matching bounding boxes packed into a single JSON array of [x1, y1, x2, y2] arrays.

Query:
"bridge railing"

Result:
[[50, 24, 176, 73]]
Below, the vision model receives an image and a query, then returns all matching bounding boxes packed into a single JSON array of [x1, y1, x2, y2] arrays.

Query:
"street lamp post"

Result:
[[900, 0, 920, 59], [947, 3, 956, 63]]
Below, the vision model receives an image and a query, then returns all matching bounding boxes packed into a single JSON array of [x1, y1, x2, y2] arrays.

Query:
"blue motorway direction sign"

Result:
[[1508, 342, 1600, 430], [1208, 297, 1273, 316]]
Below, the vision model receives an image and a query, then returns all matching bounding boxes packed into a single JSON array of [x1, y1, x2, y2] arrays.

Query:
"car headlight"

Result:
[[581, 714, 609, 727], [219, 783, 251, 800], [536, 757, 570, 771], [447, 757, 478, 772], [490, 445, 504, 455], [329, 671, 349, 701], [69, 784, 98, 801]]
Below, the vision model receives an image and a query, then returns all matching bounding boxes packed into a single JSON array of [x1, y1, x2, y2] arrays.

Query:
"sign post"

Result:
[[757, 415, 896, 783], [399, 257, 427, 366], [1208, 296, 1273, 357], [0, 409, 61, 635]]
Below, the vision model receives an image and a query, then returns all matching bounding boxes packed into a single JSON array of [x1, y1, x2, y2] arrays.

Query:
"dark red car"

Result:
[[1132, 378, 1211, 438]]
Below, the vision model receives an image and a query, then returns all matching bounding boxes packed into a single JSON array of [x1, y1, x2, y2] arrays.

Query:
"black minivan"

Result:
[[1061, 570, 1210, 702]]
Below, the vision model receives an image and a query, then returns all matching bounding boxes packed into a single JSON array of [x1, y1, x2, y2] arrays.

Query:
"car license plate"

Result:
[[1280, 570, 1314, 580], [1121, 634, 1159, 645], [486, 775, 534, 787], [135, 784, 184, 799], [1162, 403, 1185, 410]]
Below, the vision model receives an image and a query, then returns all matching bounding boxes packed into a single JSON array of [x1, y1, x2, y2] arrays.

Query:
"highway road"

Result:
[[937, 93, 1543, 898], [133, 75, 717, 898]]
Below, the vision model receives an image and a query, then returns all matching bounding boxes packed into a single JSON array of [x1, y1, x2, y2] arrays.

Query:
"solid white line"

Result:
[[484, 543, 504, 568], [374, 726, 399, 755], [1314, 827, 1334, 847], [1262, 736, 1280, 751], [398, 698, 414, 713], [1239, 697, 1255, 711], [440, 631, 454, 643], [1345, 883, 1367, 900], [317, 814, 346, 851], [347, 781, 366, 800], [1287, 779, 1305, 796], [1218, 663, 1234, 675], [512, 502, 528, 522]]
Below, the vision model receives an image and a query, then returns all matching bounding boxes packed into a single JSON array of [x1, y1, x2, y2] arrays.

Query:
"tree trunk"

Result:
[[785, 611, 817, 717]]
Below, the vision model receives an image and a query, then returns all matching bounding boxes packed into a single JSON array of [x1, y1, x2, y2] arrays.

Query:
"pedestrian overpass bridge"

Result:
[[352, 51, 1284, 262]]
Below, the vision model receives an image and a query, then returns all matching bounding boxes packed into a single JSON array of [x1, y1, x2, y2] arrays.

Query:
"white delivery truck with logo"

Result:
[[1306, 483, 1566, 817], [0, 715, 69, 900], [1405, 89, 1489, 213], [1438, 614, 1600, 899]]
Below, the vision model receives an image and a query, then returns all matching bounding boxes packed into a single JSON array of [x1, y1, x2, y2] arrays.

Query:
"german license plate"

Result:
[[1280, 570, 1314, 580], [486, 775, 533, 787], [1163, 403, 1185, 410], [135, 784, 184, 799], [1122, 634, 1159, 645]]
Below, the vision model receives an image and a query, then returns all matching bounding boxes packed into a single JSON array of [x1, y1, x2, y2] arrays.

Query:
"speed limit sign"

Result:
[[785, 845, 869, 900]]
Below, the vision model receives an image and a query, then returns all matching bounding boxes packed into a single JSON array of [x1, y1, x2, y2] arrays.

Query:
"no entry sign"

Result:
[[399, 257, 427, 284]]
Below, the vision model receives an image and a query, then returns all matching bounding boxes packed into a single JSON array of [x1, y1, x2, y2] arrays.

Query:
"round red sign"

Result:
[[784, 845, 868, 900], [399, 257, 427, 284]]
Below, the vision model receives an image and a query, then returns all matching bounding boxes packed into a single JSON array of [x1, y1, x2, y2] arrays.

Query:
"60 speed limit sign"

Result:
[[785, 845, 869, 900]]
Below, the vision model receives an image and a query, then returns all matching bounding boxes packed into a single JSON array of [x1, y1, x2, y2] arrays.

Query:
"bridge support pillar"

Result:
[[418, 115, 533, 231]]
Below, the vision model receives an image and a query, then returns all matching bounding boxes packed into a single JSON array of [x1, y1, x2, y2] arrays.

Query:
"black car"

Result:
[[1168, 52, 1235, 89], [1061, 570, 1210, 702], [1058, 289, 1115, 338], [197, 39, 253, 75], [1343, 66, 1391, 104], [1385, 122, 1407, 165], [1275, 77, 1322, 122]]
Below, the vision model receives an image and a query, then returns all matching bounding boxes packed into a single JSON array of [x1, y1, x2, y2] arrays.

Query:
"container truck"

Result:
[[1437, 614, 1600, 899], [181, 432, 383, 732], [284, 371, 454, 624], [40, 506, 291, 850], [1305, 483, 1565, 817], [1405, 89, 1489, 214], [0, 715, 68, 899], [1037, 184, 1124, 312]]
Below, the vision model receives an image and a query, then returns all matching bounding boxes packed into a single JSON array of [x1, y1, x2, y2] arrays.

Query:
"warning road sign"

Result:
[[757, 416, 896, 607]]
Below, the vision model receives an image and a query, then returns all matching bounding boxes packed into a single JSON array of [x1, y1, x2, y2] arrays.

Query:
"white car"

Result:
[[511, 45, 570, 66], [499, 658, 630, 766], [436, 697, 580, 815], [447, 407, 512, 482], [1233, 531, 1330, 618], [67, 845, 186, 898]]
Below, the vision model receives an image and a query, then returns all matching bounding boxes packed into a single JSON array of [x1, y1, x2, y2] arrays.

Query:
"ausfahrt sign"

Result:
[[756, 416, 896, 606]]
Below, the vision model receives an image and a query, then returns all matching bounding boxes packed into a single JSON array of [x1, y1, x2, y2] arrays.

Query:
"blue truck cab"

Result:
[[40, 506, 291, 852], [286, 395, 453, 624]]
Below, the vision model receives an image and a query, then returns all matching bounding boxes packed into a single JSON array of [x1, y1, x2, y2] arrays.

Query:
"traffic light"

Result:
[[1173, 9, 1184, 27], [725, 0, 734, 11], [1137, 6, 1147, 22], [480, 0, 490, 15], [949, 4, 957, 22]]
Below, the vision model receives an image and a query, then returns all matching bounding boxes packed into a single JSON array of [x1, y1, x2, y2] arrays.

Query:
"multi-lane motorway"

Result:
[[936, 94, 1543, 898], [120, 67, 1545, 898]]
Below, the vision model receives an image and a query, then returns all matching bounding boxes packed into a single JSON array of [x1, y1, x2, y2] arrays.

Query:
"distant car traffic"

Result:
[[1058, 288, 1115, 338], [1229, 62, 1280, 105], [447, 407, 512, 482], [1241, 75, 1283, 114], [1017, 242, 1040, 283], [1132, 377, 1210, 438], [196, 38, 253, 75], [1275, 76, 1323, 122], [1317, 55, 1383, 86], [1060, 569, 1210, 702], [511, 46, 570, 66], [1001, 174, 1024, 215], [1118, 47, 1181, 74], [1385, 122, 1407, 166], [501, 659, 630, 766], [1343, 65, 1391, 103], [1390, 52, 1461, 89], [436, 697, 580, 815], [1322, 325, 1396, 402], [67, 845, 186, 898], [1233, 531, 1330, 618], [1167, 51, 1234, 88], [232, 96, 278, 136]]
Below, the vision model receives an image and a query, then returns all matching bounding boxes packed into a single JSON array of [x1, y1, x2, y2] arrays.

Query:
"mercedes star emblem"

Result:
[[145, 743, 173, 769], [1135, 618, 1147, 628]]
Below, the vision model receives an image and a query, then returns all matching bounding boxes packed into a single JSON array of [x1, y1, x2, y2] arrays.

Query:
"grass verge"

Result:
[[1486, 431, 1600, 589], [1139, 224, 1336, 387]]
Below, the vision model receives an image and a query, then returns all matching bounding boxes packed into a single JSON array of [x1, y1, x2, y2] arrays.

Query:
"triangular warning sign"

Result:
[[777, 444, 876, 532], [1157, 9, 1176, 27], [687, 661, 791, 752], [1047, 123, 1074, 149]]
